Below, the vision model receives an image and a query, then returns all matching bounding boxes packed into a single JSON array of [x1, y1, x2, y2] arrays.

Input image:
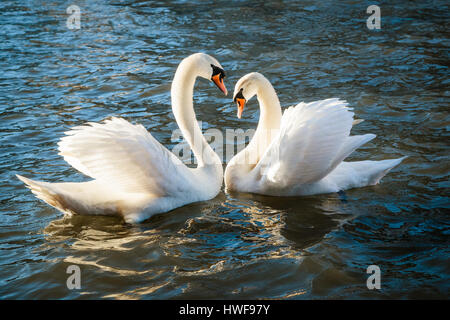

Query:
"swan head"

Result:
[[233, 72, 263, 119], [185, 53, 227, 95]]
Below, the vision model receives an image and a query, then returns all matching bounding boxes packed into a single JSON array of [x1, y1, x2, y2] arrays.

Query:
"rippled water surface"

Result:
[[1, 0, 449, 299]]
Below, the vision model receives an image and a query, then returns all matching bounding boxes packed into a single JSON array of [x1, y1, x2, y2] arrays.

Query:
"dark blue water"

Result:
[[0, 0, 448, 299]]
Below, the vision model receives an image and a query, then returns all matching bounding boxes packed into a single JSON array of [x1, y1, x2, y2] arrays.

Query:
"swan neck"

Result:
[[248, 79, 282, 158], [236, 78, 282, 170], [256, 81, 282, 130], [171, 59, 219, 168]]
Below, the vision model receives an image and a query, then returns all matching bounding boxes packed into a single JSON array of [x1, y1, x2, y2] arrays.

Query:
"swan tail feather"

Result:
[[16, 175, 153, 220], [364, 156, 408, 185], [16, 175, 75, 215], [330, 156, 407, 190]]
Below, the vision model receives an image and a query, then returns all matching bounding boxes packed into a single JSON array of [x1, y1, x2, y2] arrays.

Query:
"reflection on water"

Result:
[[0, 0, 448, 299]]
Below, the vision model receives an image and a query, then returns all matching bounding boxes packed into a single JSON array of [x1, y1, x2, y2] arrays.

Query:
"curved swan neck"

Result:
[[170, 57, 219, 168], [226, 76, 282, 187], [247, 76, 282, 159], [255, 78, 282, 132]]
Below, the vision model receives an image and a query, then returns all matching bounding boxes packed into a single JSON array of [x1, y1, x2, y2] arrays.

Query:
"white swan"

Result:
[[225, 72, 406, 196], [17, 53, 228, 223]]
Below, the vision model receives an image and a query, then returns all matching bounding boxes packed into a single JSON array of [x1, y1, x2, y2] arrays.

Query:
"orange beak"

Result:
[[212, 74, 227, 96], [236, 98, 246, 119]]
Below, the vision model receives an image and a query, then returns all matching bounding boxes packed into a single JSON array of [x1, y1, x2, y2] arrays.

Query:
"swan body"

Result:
[[225, 72, 406, 196], [17, 53, 227, 223]]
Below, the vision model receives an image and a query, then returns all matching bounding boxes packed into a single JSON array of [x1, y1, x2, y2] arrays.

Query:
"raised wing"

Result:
[[58, 117, 192, 196], [255, 98, 374, 188]]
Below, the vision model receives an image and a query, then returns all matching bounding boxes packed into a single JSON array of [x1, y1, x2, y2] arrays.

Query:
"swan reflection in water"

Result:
[[41, 190, 349, 299]]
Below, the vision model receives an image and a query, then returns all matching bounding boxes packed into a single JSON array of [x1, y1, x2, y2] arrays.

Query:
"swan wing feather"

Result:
[[58, 117, 191, 196], [256, 98, 359, 187]]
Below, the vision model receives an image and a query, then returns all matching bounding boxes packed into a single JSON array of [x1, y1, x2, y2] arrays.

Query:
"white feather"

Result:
[[225, 73, 406, 196], [58, 117, 190, 196], [17, 53, 225, 223]]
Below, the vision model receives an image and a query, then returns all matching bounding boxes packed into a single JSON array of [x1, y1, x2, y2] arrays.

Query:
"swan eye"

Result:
[[211, 64, 228, 95], [211, 64, 225, 80], [233, 88, 245, 102], [234, 88, 246, 119]]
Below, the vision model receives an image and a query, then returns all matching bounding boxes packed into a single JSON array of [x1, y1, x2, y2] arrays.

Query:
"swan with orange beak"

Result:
[[211, 64, 227, 95], [226, 72, 406, 197], [233, 88, 246, 119]]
